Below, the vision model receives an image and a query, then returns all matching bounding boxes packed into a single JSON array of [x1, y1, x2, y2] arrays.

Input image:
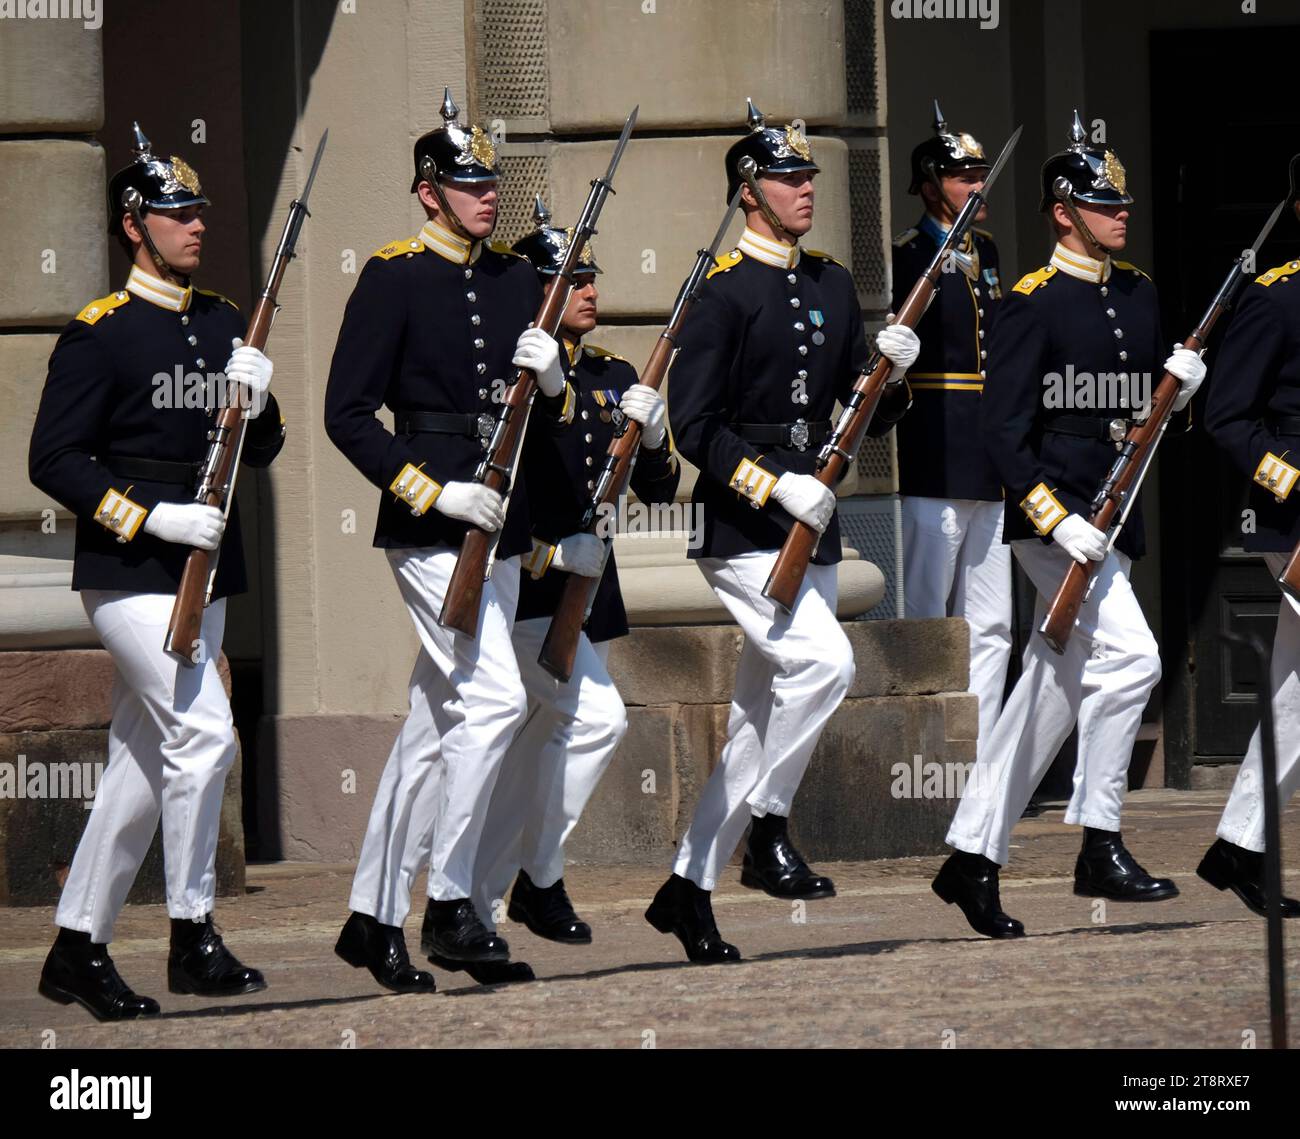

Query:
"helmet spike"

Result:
[[441, 87, 460, 125], [531, 193, 551, 230], [130, 121, 152, 158], [1068, 108, 1087, 150], [932, 99, 947, 134], [745, 97, 765, 132]]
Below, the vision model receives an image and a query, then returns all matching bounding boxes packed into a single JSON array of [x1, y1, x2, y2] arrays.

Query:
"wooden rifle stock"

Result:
[[537, 327, 673, 681], [1278, 545, 1300, 601], [439, 274, 571, 636]]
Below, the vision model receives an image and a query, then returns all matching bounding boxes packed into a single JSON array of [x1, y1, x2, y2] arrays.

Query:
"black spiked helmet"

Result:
[[723, 98, 819, 203], [106, 122, 208, 235], [511, 194, 601, 276], [410, 87, 500, 192], [908, 99, 988, 194], [1039, 109, 1133, 212]]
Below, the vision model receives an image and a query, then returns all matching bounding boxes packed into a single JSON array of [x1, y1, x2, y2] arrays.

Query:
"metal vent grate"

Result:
[[838, 495, 903, 619], [495, 153, 551, 245], [849, 146, 888, 304], [475, 0, 549, 120], [844, 0, 878, 118], [856, 430, 895, 491]]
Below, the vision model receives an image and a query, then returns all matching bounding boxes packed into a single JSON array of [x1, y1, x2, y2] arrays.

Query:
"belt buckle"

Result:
[[790, 417, 810, 452], [1107, 418, 1127, 450], [477, 412, 495, 448]]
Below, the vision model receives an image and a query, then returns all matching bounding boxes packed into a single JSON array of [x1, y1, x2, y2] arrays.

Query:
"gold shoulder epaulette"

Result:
[[195, 288, 239, 310], [75, 291, 130, 325], [707, 249, 742, 278], [582, 343, 629, 364], [1013, 265, 1056, 295], [891, 228, 919, 248], [803, 247, 847, 268], [1256, 259, 1300, 287], [372, 236, 425, 261], [1114, 260, 1151, 281], [487, 239, 527, 260]]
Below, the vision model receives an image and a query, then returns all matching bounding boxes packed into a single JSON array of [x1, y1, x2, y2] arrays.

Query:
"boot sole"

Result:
[[420, 939, 510, 964], [1072, 882, 1180, 901], [931, 876, 1026, 939], [643, 906, 742, 965], [166, 972, 268, 997], [739, 870, 836, 900], [1197, 866, 1280, 918], [334, 941, 435, 994], [38, 978, 159, 1022], [506, 904, 593, 944], [427, 954, 535, 984]]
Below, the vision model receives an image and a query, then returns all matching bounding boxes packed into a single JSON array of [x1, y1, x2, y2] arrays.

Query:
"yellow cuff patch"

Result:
[[94, 488, 147, 543], [729, 457, 779, 507], [1254, 452, 1300, 502], [522, 538, 557, 579], [1021, 482, 1067, 536], [389, 463, 442, 516]]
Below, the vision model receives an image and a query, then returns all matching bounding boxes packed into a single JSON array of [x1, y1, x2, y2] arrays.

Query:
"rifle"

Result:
[[1040, 185, 1294, 652], [537, 185, 745, 681], [439, 106, 638, 636], [763, 125, 1022, 613], [163, 129, 328, 665]]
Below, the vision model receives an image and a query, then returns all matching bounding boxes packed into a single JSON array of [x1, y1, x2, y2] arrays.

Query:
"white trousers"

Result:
[[946, 540, 1161, 865], [348, 551, 526, 923], [56, 591, 235, 943], [673, 552, 854, 890], [902, 496, 1013, 757], [1219, 553, 1300, 853], [471, 618, 628, 930]]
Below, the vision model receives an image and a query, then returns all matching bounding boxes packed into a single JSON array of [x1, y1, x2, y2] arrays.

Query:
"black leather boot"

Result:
[[644, 874, 741, 964], [740, 812, 835, 899], [427, 954, 536, 985], [932, 851, 1026, 938], [507, 869, 592, 944], [38, 928, 161, 1021], [335, 911, 436, 993], [420, 898, 509, 963], [1197, 838, 1300, 917], [167, 915, 267, 997], [1073, 828, 1179, 901]]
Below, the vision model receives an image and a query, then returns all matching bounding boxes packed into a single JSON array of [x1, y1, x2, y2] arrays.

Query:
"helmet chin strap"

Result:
[[1053, 179, 1116, 259], [921, 158, 962, 221], [420, 158, 496, 242], [122, 190, 188, 284], [739, 158, 799, 247]]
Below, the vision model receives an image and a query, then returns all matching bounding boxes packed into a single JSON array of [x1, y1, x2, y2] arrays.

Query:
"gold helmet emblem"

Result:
[[783, 124, 813, 162], [1101, 149, 1127, 194], [168, 156, 202, 195]]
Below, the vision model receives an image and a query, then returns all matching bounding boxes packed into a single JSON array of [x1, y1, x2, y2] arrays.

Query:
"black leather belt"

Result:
[[104, 455, 202, 485], [1268, 416, 1300, 435], [395, 410, 497, 440], [735, 419, 832, 451], [1043, 415, 1133, 443]]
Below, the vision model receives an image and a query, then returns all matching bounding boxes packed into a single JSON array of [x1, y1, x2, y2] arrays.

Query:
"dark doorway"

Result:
[[1152, 27, 1300, 786]]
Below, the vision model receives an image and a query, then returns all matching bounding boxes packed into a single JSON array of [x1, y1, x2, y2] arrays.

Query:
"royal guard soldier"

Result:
[[437, 199, 682, 983], [326, 90, 575, 993], [29, 124, 283, 1019], [893, 101, 1012, 757], [650, 101, 916, 963], [1200, 176, 1300, 917], [933, 112, 1205, 937]]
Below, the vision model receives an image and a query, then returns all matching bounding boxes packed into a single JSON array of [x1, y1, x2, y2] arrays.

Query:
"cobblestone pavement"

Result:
[[2, 791, 1296, 1049]]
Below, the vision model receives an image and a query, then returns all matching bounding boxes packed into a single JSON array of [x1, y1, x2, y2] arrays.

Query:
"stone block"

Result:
[[0, 727, 243, 906], [0, 333, 62, 519], [0, 14, 103, 132], [0, 140, 109, 327]]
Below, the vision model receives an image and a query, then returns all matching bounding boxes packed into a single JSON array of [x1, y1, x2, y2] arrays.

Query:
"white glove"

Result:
[[1052, 513, 1107, 565], [619, 384, 667, 449], [876, 322, 921, 382], [435, 481, 505, 532], [143, 502, 226, 550], [1164, 346, 1206, 412], [225, 338, 273, 419], [771, 471, 836, 532], [552, 532, 606, 578], [512, 327, 566, 399]]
